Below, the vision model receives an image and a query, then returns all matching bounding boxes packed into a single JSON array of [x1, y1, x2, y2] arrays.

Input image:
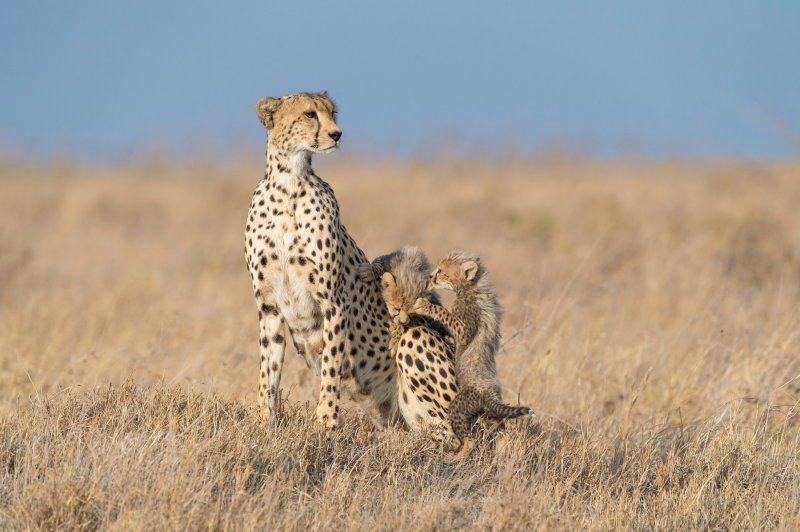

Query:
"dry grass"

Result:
[[0, 154, 799, 529]]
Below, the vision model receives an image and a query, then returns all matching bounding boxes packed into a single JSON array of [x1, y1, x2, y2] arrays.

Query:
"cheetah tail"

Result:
[[482, 395, 533, 420]]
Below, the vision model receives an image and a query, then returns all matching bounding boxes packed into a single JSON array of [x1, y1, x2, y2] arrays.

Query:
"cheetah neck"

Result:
[[264, 137, 313, 190]]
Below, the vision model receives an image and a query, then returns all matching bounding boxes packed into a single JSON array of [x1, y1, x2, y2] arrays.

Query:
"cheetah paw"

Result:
[[316, 400, 342, 431], [259, 406, 278, 424]]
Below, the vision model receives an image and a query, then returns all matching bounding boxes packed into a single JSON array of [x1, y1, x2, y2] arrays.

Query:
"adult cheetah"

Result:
[[245, 91, 404, 429]]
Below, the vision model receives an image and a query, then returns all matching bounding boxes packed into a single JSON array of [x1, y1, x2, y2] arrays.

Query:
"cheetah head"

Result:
[[428, 251, 484, 291], [255, 91, 342, 154], [380, 272, 410, 324]]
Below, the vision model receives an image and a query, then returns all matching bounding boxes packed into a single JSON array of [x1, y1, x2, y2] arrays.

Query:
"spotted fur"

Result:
[[245, 91, 401, 429]]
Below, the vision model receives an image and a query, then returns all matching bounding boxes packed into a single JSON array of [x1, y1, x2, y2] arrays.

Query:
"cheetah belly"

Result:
[[276, 276, 323, 371], [268, 233, 324, 373], [397, 372, 432, 430]]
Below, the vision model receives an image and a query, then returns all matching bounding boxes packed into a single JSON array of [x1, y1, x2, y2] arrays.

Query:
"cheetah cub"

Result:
[[412, 251, 533, 456], [359, 248, 465, 447], [357, 246, 441, 353]]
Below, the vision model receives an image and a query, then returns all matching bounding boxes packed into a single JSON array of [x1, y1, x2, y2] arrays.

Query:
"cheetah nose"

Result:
[[329, 130, 342, 142]]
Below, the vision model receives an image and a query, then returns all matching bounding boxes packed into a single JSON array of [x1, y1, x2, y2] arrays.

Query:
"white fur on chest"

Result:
[[264, 224, 318, 327]]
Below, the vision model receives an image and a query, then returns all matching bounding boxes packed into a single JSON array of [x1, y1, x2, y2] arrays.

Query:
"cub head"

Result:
[[428, 251, 484, 291], [380, 272, 409, 324], [255, 91, 342, 154], [360, 246, 438, 323]]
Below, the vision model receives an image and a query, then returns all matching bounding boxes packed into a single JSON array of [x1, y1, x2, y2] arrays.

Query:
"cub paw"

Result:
[[397, 309, 410, 324], [446, 439, 475, 462], [356, 262, 379, 283]]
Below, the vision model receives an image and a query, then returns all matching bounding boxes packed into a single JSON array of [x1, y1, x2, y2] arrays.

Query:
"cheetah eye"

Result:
[[304, 110, 317, 119]]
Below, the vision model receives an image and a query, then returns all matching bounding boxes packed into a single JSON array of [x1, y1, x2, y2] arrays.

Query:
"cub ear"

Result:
[[380, 271, 397, 289], [319, 90, 329, 98], [256, 97, 280, 128], [461, 260, 479, 281]]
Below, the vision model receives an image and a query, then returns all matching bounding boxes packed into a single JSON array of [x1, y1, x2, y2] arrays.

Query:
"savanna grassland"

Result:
[[0, 154, 799, 530]]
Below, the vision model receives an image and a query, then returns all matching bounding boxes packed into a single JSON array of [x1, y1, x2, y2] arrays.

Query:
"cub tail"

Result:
[[481, 394, 533, 420]]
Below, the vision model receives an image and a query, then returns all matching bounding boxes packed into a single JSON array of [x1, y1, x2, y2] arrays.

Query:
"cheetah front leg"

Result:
[[256, 300, 286, 421], [388, 320, 405, 355], [316, 297, 347, 430], [413, 298, 467, 346]]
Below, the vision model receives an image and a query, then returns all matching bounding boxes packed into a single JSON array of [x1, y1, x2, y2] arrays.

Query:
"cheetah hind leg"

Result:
[[444, 386, 533, 461], [352, 393, 397, 431], [446, 387, 483, 443], [442, 389, 482, 462]]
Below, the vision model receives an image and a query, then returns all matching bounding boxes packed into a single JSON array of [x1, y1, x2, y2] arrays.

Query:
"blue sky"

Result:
[[1, 1, 798, 159]]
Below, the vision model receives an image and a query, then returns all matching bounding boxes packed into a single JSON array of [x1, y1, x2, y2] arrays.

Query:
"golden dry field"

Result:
[[1, 155, 799, 529]]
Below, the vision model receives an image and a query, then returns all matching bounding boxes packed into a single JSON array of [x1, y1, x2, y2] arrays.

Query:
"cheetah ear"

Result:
[[319, 90, 329, 98], [256, 97, 280, 128], [461, 260, 479, 281]]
